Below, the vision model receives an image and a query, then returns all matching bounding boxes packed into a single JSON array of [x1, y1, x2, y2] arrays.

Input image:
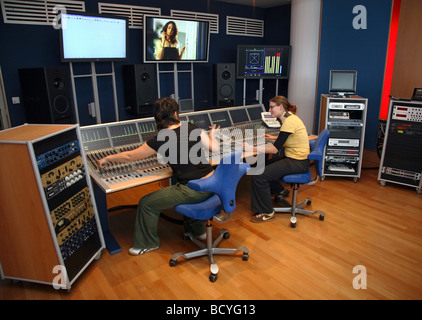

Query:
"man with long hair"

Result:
[[98, 97, 219, 255]]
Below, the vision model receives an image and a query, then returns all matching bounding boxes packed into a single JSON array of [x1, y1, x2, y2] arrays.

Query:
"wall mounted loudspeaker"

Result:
[[18, 67, 73, 124], [214, 63, 236, 107], [123, 64, 157, 117]]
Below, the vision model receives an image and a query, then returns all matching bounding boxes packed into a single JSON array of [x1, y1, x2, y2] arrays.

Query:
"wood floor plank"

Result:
[[1, 152, 422, 300]]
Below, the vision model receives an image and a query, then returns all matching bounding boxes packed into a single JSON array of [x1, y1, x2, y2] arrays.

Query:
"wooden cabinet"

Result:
[[0, 124, 104, 291]]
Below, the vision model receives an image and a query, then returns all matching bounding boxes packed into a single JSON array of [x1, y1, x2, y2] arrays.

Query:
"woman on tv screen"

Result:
[[144, 15, 209, 63], [155, 21, 186, 60]]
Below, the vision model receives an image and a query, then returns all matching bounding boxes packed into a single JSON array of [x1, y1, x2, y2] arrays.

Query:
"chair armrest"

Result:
[[309, 139, 316, 151], [308, 150, 323, 161], [187, 174, 218, 193]]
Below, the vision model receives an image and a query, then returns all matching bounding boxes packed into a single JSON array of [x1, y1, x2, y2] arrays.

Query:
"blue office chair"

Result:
[[170, 151, 251, 282], [274, 129, 330, 228]]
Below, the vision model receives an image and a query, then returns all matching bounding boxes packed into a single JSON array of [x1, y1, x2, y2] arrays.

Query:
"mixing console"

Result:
[[80, 104, 278, 193], [86, 144, 170, 187]]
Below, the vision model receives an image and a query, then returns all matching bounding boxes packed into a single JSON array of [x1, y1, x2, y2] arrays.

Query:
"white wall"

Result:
[[0, 66, 11, 130], [288, 0, 322, 134]]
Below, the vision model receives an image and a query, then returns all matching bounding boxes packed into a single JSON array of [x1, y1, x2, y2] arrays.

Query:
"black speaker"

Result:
[[19, 67, 73, 124], [123, 64, 157, 117], [214, 63, 236, 107]]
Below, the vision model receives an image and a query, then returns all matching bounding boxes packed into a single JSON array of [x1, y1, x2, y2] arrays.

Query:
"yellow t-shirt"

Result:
[[280, 114, 310, 160]]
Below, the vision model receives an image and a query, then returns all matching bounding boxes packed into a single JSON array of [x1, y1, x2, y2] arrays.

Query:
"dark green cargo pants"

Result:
[[132, 183, 213, 249]]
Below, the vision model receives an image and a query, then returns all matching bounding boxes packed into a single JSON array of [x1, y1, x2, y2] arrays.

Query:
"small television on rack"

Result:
[[236, 45, 291, 79], [143, 15, 210, 63], [329, 70, 357, 96], [59, 12, 128, 62]]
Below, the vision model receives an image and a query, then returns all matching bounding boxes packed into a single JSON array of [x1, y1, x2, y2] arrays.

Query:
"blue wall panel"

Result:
[[1, 0, 293, 127], [317, 0, 392, 150]]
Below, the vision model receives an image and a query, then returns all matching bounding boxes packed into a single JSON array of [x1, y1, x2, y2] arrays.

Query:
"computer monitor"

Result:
[[237, 45, 291, 79], [329, 70, 357, 96], [59, 12, 128, 62], [143, 15, 210, 63]]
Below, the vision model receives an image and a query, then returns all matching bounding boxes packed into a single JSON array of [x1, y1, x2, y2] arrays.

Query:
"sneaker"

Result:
[[250, 212, 275, 223], [273, 189, 290, 202], [128, 247, 159, 255], [277, 189, 290, 198]]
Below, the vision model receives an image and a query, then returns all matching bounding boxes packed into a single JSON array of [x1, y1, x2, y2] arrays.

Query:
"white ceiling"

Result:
[[217, 0, 291, 8]]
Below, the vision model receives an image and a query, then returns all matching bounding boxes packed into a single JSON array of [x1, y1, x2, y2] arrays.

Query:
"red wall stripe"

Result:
[[380, 0, 401, 120]]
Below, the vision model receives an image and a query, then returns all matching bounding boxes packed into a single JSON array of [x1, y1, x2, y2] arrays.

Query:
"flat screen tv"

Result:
[[329, 70, 357, 95], [237, 45, 291, 79], [143, 15, 210, 63], [59, 12, 128, 62]]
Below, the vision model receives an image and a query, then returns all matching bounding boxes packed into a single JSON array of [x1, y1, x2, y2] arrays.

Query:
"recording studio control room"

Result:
[[1, 0, 421, 304]]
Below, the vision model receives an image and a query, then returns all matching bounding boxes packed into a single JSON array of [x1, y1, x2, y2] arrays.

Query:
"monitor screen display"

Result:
[[247, 106, 263, 121], [237, 45, 291, 79], [329, 70, 357, 95], [59, 12, 128, 62], [80, 127, 111, 151], [187, 114, 211, 130], [210, 111, 232, 128], [109, 123, 140, 147], [144, 15, 210, 63], [230, 108, 249, 124]]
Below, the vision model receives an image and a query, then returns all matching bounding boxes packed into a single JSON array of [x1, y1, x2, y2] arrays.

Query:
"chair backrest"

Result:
[[187, 151, 251, 214], [308, 129, 330, 177]]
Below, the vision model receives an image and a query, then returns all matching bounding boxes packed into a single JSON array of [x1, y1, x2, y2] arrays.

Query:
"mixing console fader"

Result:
[[86, 144, 170, 188]]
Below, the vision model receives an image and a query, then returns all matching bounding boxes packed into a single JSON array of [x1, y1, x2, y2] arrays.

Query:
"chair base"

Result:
[[273, 187, 325, 228], [169, 221, 249, 282]]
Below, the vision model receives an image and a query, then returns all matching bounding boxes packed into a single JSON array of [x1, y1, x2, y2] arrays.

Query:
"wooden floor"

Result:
[[1, 152, 422, 300]]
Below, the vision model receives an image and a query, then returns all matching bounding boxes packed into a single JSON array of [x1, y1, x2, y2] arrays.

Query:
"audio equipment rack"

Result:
[[0, 124, 104, 291], [319, 95, 368, 182], [378, 99, 422, 193]]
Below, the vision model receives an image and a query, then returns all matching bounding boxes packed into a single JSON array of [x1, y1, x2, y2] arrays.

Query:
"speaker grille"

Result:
[[19, 67, 73, 124], [53, 95, 70, 114], [214, 63, 235, 107]]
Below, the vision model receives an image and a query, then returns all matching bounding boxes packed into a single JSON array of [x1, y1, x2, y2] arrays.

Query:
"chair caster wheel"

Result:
[[290, 216, 297, 228], [169, 259, 178, 267], [242, 253, 249, 261], [305, 198, 312, 206], [223, 232, 230, 239], [209, 273, 217, 282], [319, 215, 324, 221]]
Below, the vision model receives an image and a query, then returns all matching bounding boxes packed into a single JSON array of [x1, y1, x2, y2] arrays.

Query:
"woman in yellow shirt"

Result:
[[247, 96, 310, 223]]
